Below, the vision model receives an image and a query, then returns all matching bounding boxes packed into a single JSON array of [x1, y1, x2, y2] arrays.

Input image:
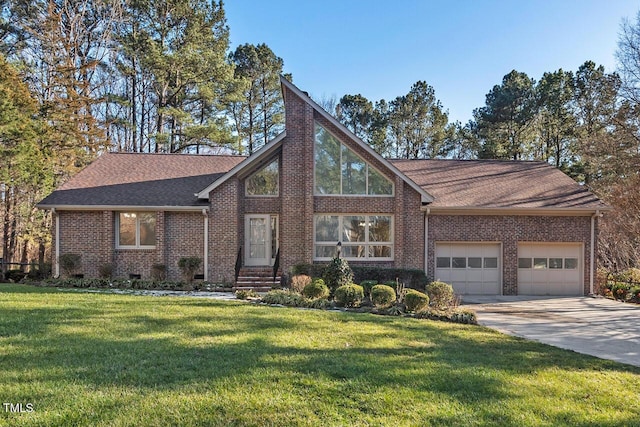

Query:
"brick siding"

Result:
[[427, 214, 595, 295]]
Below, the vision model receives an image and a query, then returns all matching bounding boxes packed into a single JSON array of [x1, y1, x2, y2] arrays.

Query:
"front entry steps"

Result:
[[234, 267, 282, 292]]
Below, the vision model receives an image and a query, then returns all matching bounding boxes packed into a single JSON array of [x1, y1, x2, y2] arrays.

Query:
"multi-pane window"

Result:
[[437, 256, 499, 269], [246, 159, 279, 196], [314, 123, 393, 195], [314, 215, 393, 260], [518, 257, 579, 270], [117, 213, 156, 249]]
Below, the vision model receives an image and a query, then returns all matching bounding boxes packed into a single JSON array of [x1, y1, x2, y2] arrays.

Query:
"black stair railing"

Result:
[[272, 248, 280, 282], [234, 247, 242, 282]]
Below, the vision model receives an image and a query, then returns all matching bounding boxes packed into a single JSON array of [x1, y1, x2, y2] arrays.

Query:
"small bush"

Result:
[[303, 278, 330, 299], [98, 263, 114, 279], [235, 289, 257, 300], [417, 307, 478, 324], [404, 289, 429, 312], [150, 264, 166, 281], [177, 257, 202, 284], [59, 253, 82, 277], [370, 284, 396, 308], [5, 269, 26, 282], [291, 274, 312, 293], [427, 281, 455, 309], [610, 282, 630, 301], [351, 267, 428, 291], [307, 298, 330, 310], [359, 280, 378, 297], [323, 257, 354, 292], [628, 286, 640, 303], [261, 290, 308, 307], [334, 284, 364, 308]]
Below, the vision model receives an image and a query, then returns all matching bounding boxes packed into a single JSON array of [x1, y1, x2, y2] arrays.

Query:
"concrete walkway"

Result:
[[461, 296, 640, 368]]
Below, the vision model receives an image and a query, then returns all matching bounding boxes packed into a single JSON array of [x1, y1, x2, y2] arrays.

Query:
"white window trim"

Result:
[[313, 122, 394, 197], [313, 214, 394, 261], [116, 212, 156, 250], [245, 158, 279, 197]]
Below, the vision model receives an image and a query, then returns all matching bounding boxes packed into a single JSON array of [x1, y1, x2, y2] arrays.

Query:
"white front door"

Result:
[[245, 215, 274, 266]]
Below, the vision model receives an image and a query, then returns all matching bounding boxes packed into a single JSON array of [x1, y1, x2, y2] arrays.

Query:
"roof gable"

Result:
[[280, 77, 434, 203]]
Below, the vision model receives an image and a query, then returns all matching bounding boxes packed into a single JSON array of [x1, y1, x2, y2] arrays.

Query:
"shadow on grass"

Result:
[[1, 293, 639, 425]]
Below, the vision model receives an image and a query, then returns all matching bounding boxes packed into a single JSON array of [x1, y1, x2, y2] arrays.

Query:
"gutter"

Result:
[[424, 207, 430, 274], [37, 204, 207, 212], [202, 208, 209, 282], [53, 208, 60, 278], [590, 209, 602, 295]]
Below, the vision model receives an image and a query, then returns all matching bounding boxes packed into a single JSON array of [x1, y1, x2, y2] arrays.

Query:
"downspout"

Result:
[[424, 207, 430, 274], [589, 209, 601, 295], [203, 208, 209, 282], [53, 208, 59, 278]]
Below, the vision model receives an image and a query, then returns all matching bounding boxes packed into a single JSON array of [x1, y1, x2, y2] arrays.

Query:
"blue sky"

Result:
[[225, 1, 639, 124]]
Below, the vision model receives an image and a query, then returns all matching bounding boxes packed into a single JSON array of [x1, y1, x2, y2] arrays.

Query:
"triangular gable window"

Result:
[[246, 159, 279, 196], [314, 123, 393, 195]]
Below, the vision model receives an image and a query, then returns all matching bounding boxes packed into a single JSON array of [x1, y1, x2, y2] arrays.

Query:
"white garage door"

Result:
[[435, 243, 501, 295], [517, 243, 582, 295]]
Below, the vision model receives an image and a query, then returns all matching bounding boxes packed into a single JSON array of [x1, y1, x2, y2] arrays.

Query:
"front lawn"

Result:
[[1, 284, 639, 426]]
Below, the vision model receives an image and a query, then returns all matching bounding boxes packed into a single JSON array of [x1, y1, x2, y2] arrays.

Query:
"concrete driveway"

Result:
[[461, 296, 640, 368]]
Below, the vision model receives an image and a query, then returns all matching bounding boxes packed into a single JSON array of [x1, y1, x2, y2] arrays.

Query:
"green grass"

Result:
[[1, 284, 639, 426]]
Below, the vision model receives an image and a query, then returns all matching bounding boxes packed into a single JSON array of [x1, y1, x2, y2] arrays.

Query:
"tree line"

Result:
[[0, 0, 288, 269], [1, 1, 639, 272], [326, 16, 640, 270]]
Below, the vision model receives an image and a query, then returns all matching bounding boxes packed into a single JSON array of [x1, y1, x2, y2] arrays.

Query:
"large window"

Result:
[[314, 214, 393, 260], [117, 212, 156, 249], [314, 123, 393, 195], [246, 159, 279, 196]]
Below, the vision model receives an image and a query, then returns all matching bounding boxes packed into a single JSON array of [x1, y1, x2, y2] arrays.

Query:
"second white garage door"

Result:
[[517, 243, 583, 295], [435, 243, 501, 295]]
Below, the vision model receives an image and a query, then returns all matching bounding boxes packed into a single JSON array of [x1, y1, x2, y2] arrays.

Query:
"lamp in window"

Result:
[[336, 241, 342, 258]]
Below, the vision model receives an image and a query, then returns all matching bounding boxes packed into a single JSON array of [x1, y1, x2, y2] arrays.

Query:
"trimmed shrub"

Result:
[[98, 263, 114, 279], [334, 284, 364, 308], [177, 257, 201, 284], [323, 257, 354, 292], [261, 290, 308, 307], [291, 274, 312, 293], [5, 269, 26, 282], [303, 278, 330, 299], [351, 267, 428, 291], [235, 289, 257, 300], [359, 280, 378, 297], [427, 281, 455, 309], [308, 298, 330, 310], [150, 264, 166, 281], [289, 264, 428, 290], [611, 282, 630, 301], [370, 284, 396, 308], [404, 289, 429, 312], [416, 307, 478, 325], [629, 286, 640, 303], [59, 253, 81, 277]]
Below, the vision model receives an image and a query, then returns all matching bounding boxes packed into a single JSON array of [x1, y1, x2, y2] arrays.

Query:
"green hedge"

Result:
[[290, 263, 427, 291]]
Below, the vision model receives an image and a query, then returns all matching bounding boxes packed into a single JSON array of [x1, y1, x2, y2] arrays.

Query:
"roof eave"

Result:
[[37, 204, 209, 212], [280, 76, 434, 204], [195, 131, 286, 199], [422, 206, 611, 216]]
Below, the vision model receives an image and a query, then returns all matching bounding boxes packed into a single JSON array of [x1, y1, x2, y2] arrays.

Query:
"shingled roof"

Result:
[[38, 152, 245, 209], [39, 152, 605, 211], [391, 159, 607, 210]]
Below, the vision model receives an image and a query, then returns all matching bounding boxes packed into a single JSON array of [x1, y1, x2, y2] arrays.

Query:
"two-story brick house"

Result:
[[38, 77, 608, 295]]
